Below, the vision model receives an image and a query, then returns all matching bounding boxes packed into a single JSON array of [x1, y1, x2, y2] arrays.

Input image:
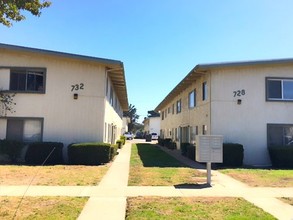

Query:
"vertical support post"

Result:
[[207, 162, 212, 185]]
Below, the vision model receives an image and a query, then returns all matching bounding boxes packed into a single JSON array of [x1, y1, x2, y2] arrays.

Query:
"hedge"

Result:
[[268, 146, 293, 168], [120, 136, 126, 145], [68, 142, 115, 165], [186, 144, 195, 160], [180, 143, 190, 156], [116, 140, 123, 149], [0, 139, 23, 163], [25, 142, 64, 165], [221, 143, 244, 167]]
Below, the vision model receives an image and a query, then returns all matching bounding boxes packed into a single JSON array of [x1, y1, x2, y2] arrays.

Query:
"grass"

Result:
[[128, 143, 205, 186], [0, 164, 109, 185], [126, 197, 276, 220], [219, 168, 293, 187], [0, 196, 87, 219]]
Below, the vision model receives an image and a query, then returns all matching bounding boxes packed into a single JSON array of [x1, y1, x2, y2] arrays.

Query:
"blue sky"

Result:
[[1, 0, 293, 122]]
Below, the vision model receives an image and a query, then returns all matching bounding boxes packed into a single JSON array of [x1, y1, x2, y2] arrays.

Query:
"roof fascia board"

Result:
[[0, 43, 123, 66]]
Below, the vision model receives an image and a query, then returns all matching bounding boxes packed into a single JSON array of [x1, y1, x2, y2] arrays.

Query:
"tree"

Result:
[[0, 91, 16, 116], [0, 0, 51, 27], [123, 104, 139, 132]]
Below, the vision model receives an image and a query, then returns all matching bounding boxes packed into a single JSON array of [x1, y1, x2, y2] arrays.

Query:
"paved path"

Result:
[[1, 140, 293, 220]]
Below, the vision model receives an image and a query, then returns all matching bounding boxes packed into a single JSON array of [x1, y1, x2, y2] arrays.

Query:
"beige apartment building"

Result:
[[0, 43, 128, 148], [155, 59, 293, 166]]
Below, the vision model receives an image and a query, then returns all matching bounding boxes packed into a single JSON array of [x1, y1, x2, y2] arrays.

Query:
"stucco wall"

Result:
[[149, 117, 160, 135], [210, 64, 293, 165], [0, 49, 123, 147], [159, 74, 211, 143]]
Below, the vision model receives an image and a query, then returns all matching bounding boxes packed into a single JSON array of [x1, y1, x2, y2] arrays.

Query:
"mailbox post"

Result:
[[195, 135, 223, 185]]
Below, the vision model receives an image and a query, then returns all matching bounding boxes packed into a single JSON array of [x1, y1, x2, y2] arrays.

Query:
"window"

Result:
[[168, 107, 171, 114], [176, 99, 181, 113], [202, 125, 207, 135], [172, 104, 175, 114], [266, 78, 293, 101], [267, 124, 293, 146], [188, 89, 196, 108], [10, 68, 45, 93], [6, 118, 43, 142], [110, 87, 113, 106], [202, 82, 208, 101], [165, 109, 167, 118], [190, 126, 198, 143], [161, 111, 164, 120]]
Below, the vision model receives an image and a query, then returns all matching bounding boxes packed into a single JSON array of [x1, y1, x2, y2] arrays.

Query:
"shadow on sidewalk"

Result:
[[174, 183, 211, 189]]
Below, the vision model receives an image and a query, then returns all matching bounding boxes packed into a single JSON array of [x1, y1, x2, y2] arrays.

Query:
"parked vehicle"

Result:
[[124, 132, 134, 140], [151, 133, 158, 140]]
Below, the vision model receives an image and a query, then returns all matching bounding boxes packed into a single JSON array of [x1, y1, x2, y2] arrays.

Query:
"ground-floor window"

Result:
[[6, 118, 43, 142], [190, 126, 198, 143], [267, 124, 293, 146]]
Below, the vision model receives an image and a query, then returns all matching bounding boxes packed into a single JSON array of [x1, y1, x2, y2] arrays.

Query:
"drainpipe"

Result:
[[209, 71, 212, 135]]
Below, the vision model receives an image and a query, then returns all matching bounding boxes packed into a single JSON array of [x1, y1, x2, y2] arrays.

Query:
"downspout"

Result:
[[209, 70, 212, 135]]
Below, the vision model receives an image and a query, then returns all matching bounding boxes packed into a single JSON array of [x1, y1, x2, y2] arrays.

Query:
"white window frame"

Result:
[[266, 77, 293, 101]]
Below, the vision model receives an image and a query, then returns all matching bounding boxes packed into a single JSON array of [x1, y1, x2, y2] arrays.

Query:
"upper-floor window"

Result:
[[202, 82, 208, 101], [266, 78, 293, 101], [161, 111, 164, 120], [176, 99, 181, 113], [188, 89, 196, 108], [10, 68, 45, 93], [172, 103, 175, 114]]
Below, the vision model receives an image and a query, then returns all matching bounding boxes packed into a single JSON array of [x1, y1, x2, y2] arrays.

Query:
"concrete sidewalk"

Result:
[[1, 140, 293, 219]]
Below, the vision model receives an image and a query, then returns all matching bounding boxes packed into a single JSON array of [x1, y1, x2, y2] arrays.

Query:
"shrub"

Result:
[[180, 143, 190, 156], [120, 136, 126, 145], [186, 144, 195, 160], [163, 138, 172, 147], [25, 142, 64, 165], [68, 142, 113, 165], [221, 143, 244, 167], [268, 146, 293, 168], [111, 144, 118, 159], [158, 137, 164, 146], [166, 141, 176, 150], [0, 139, 24, 163], [116, 140, 123, 149]]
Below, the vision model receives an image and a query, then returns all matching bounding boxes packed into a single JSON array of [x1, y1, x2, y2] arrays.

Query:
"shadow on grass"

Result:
[[174, 183, 211, 189], [136, 143, 188, 168]]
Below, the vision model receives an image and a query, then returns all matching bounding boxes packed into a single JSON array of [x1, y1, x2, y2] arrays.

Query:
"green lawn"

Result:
[[128, 143, 205, 186], [0, 196, 87, 220], [126, 197, 276, 220], [220, 168, 293, 187]]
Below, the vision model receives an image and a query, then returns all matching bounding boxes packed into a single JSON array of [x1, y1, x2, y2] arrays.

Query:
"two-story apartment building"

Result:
[[0, 43, 128, 149], [155, 59, 293, 166], [143, 110, 160, 136]]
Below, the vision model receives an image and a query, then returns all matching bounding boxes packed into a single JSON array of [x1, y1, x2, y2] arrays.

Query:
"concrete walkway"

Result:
[[1, 140, 293, 219]]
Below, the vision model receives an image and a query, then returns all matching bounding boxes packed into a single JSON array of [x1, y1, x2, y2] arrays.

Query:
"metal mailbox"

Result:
[[196, 135, 223, 163]]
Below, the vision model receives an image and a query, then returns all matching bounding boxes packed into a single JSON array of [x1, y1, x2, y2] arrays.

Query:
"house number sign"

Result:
[[233, 89, 245, 97], [71, 83, 84, 92]]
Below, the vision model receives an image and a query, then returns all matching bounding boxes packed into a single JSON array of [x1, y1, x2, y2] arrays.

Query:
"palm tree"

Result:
[[123, 104, 139, 132]]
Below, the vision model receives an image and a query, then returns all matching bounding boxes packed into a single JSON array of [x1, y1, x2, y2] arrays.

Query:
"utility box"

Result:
[[196, 135, 223, 163]]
